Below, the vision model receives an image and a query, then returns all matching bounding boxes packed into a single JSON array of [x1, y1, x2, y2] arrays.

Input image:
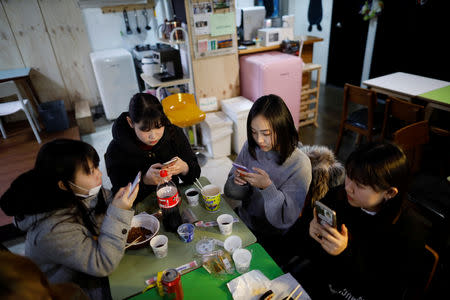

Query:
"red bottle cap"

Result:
[[160, 169, 168, 177]]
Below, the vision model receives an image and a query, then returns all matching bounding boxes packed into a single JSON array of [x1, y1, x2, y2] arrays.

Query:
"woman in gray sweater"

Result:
[[224, 94, 311, 263], [0, 139, 139, 300]]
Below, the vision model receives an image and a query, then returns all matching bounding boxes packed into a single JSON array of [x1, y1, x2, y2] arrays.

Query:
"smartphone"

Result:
[[128, 171, 141, 197], [315, 200, 337, 228], [232, 162, 253, 173], [162, 157, 178, 168]]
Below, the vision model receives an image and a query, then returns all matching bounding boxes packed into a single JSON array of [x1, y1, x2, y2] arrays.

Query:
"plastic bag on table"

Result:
[[227, 269, 271, 300]]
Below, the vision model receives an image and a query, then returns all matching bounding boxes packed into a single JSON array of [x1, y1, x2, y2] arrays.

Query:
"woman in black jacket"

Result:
[[292, 142, 431, 300], [105, 93, 201, 203]]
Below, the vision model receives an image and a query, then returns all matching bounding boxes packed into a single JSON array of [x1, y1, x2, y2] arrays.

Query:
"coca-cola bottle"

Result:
[[156, 169, 182, 233]]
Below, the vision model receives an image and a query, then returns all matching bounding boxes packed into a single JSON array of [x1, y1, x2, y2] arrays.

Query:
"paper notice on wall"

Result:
[[210, 12, 235, 36], [193, 2, 212, 35]]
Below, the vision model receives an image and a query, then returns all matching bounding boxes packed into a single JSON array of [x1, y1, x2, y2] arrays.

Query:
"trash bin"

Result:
[[38, 100, 69, 132]]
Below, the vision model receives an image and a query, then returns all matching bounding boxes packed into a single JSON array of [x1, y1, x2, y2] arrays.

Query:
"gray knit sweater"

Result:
[[224, 142, 311, 235], [16, 189, 134, 300]]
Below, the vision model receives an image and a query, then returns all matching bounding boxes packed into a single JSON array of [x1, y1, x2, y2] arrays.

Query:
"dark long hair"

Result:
[[128, 93, 171, 131], [247, 94, 298, 164], [345, 142, 410, 202], [34, 139, 106, 235]]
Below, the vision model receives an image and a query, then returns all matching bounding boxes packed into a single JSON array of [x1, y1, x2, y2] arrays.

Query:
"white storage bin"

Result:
[[200, 112, 233, 158], [220, 96, 253, 154]]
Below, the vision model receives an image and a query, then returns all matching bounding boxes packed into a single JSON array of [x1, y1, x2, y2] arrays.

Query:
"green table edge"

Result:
[[129, 243, 284, 300]]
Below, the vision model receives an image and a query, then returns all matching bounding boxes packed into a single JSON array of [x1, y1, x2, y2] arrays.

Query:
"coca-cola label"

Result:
[[157, 188, 180, 208]]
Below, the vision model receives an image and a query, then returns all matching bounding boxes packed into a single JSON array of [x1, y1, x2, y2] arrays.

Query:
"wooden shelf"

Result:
[[238, 35, 323, 55], [101, 1, 154, 14], [140, 74, 190, 89]]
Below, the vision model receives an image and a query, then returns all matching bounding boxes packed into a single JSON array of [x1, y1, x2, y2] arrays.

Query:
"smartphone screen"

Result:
[[315, 201, 337, 228], [128, 171, 141, 197], [232, 162, 252, 173]]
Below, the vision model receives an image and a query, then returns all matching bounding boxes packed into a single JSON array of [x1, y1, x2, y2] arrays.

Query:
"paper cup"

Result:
[[224, 235, 242, 254], [217, 214, 233, 235], [185, 188, 199, 206], [177, 223, 195, 243], [201, 184, 221, 212], [233, 248, 252, 274], [150, 235, 168, 258]]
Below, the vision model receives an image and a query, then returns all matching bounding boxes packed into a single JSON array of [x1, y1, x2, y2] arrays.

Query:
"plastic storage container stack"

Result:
[[220, 96, 253, 155], [200, 111, 233, 158]]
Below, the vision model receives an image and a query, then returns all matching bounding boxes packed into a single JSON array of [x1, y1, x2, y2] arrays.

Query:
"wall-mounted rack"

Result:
[[101, 0, 154, 14]]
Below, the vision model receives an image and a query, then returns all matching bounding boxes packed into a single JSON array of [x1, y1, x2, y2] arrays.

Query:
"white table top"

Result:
[[363, 72, 449, 97]]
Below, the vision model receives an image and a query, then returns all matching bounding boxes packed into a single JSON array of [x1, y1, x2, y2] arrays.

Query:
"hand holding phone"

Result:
[[232, 162, 253, 173], [162, 157, 178, 169], [315, 200, 337, 228], [128, 171, 141, 197]]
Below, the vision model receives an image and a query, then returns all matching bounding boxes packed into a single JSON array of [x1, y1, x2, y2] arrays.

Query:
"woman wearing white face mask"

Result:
[[0, 139, 139, 300]]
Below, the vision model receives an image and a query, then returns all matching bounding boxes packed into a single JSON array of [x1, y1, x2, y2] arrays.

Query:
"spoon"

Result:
[[142, 9, 151, 30], [134, 9, 141, 34]]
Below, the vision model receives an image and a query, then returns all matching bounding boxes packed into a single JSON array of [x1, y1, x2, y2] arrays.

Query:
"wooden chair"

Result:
[[380, 97, 425, 140], [393, 120, 429, 174], [335, 84, 384, 154]]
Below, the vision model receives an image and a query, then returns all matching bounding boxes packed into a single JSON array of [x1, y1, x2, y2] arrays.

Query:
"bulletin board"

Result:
[[188, 0, 237, 59]]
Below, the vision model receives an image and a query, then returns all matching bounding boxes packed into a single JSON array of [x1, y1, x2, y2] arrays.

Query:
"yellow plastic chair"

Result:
[[161, 93, 205, 147]]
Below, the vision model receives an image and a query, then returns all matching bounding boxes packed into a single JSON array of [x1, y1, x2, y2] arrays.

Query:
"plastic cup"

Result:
[[201, 184, 221, 212], [224, 235, 242, 254], [233, 248, 252, 274], [217, 214, 233, 235], [185, 188, 199, 206], [150, 235, 168, 258], [177, 223, 195, 243]]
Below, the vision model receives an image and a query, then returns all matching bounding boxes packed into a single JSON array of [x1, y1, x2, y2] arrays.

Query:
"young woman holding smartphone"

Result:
[[105, 93, 201, 203], [224, 94, 312, 264], [0, 139, 139, 299], [291, 142, 430, 300]]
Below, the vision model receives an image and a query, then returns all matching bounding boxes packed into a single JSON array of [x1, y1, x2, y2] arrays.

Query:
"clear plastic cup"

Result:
[[224, 235, 242, 254], [217, 214, 233, 235], [233, 248, 252, 274], [150, 235, 168, 258]]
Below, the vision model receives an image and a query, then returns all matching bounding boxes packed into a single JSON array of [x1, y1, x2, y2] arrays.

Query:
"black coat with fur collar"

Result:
[[104, 112, 200, 203]]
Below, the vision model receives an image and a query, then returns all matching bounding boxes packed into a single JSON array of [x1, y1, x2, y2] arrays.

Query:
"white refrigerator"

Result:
[[90, 48, 139, 120]]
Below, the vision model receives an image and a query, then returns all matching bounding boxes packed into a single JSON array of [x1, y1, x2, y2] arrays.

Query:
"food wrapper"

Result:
[[227, 270, 271, 300], [200, 249, 235, 275]]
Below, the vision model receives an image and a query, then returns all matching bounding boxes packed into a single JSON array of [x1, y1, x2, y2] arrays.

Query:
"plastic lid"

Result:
[[160, 169, 168, 177], [221, 97, 253, 116], [204, 112, 232, 129]]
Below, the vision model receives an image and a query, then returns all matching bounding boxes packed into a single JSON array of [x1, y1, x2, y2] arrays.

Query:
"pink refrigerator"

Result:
[[240, 51, 303, 128]]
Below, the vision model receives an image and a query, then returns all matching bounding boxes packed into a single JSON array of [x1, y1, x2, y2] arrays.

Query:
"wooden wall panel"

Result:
[[39, 0, 99, 106], [0, 3, 24, 70], [184, 0, 240, 103], [192, 54, 240, 101], [2, 0, 69, 106]]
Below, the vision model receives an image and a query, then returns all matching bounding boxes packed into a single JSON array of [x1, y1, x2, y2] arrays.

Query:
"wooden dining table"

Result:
[[109, 177, 258, 300]]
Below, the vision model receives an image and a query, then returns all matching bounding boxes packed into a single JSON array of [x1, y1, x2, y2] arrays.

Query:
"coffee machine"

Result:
[[151, 45, 183, 82]]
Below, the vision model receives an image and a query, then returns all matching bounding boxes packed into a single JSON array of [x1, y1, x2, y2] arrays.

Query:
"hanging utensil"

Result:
[[142, 9, 151, 30], [123, 10, 132, 34], [134, 9, 141, 34]]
